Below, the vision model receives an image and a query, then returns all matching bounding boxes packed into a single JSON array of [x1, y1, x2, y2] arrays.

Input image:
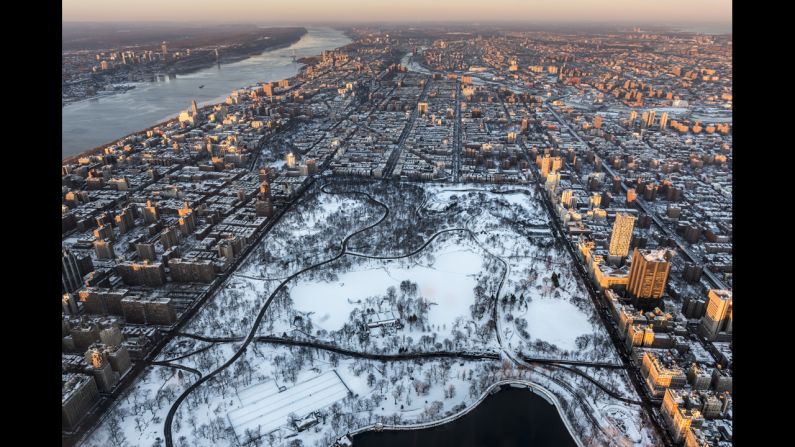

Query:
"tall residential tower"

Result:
[[628, 247, 674, 302], [609, 212, 636, 261]]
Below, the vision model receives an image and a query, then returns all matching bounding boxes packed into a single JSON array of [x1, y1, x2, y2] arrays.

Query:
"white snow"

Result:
[[290, 245, 483, 331], [522, 298, 593, 351], [81, 180, 658, 447], [227, 370, 349, 440]]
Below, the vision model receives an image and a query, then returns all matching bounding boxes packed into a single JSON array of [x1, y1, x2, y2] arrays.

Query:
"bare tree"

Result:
[[107, 415, 128, 447]]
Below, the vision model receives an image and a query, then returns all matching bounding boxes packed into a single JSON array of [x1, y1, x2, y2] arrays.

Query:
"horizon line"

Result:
[[62, 19, 732, 26]]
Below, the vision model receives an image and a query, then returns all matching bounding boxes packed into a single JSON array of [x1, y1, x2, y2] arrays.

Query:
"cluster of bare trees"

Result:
[[337, 180, 430, 254]]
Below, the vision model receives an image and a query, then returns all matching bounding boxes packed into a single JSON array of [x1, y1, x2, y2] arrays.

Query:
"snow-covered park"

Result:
[[289, 242, 483, 333], [81, 179, 659, 447]]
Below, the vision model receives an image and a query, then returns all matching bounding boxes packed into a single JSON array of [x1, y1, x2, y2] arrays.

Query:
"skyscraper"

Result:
[[539, 154, 551, 179], [143, 200, 159, 225], [561, 189, 574, 208], [306, 159, 317, 175], [256, 181, 273, 217], [62, 250, 83, 293], [551, 156, 563, 173], [63, 292, 79, 315], [94, 240, 115, 260], [647, 110, 656, 127], [661, 388, 703, 443], [628, 247, 673, 300], [178, 212, 196, 236], [286, 152, 296, 169], [627, 188, 637, 203], [114, 208, 134, 235], [609, 213, 636, 258], [590, 192, 602, 208], [545, 172, 560, 192], [659, 112, 669, 129], [136, 243, 157, 262], [699, 289, 733, 340]]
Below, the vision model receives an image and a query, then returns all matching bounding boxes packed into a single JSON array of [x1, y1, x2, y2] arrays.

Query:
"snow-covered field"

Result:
[[290, 240, 483, 333], [520, 298, 593, 351], [81, 180, 659, 447], [227, 371, 350, 442]]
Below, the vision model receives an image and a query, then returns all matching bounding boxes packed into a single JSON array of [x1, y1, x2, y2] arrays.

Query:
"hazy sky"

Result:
[[63, 0, 731, 24]]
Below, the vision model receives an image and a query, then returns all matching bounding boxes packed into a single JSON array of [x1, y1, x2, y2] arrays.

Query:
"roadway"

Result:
[[452, 79, 462, 182], [382, 75, 433, 178]]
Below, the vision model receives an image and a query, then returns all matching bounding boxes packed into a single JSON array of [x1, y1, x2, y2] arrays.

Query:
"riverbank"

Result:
[[62, 28, 307, 107], [167, 27, 307, 74], [62, 115, 177, 165], [62, 27, 352, 160]]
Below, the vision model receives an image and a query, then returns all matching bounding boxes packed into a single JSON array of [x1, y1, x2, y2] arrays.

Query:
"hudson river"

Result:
[[61, 27, 351, 158]]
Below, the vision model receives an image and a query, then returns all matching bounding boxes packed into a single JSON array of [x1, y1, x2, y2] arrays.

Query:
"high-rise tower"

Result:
[[699, 289, 733, 340], [659, 112, 669, 129], [593, 115, 602, 129], [62, 250, 83, 293], [628, 248, 673, 300], [609, 213, 636, 258]]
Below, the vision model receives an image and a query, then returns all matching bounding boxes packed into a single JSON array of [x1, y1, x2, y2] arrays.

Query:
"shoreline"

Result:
[[347, 380, 584, 447], [62, 30, 342, 164], [62, 29, 306, 109], [62, 88, 282, 164]]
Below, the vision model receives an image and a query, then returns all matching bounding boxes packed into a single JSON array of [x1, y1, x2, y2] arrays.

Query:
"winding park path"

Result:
[[158, 182, 639, 446], [158, 333, 636, 394], [162, 185, 390, 446]]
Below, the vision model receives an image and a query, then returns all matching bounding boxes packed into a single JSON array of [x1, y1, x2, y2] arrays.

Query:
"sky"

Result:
[[63, 0, 731, 25]]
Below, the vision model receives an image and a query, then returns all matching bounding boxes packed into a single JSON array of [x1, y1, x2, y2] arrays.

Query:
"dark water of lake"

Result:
[[61, 27, 351, 158], [353, 386, 579, 447]]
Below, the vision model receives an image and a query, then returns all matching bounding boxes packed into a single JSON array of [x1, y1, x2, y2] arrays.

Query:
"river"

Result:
[[61, 27, 351, 158], [353, 386, 579, 447]]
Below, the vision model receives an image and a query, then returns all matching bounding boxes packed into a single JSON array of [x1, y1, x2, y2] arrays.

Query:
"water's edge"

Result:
[[62, 27, 351, 160], [349, 380, 583, 447]]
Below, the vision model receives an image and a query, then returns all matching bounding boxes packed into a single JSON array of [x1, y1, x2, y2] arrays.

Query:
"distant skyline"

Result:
[[63, 0, 731, 25]]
